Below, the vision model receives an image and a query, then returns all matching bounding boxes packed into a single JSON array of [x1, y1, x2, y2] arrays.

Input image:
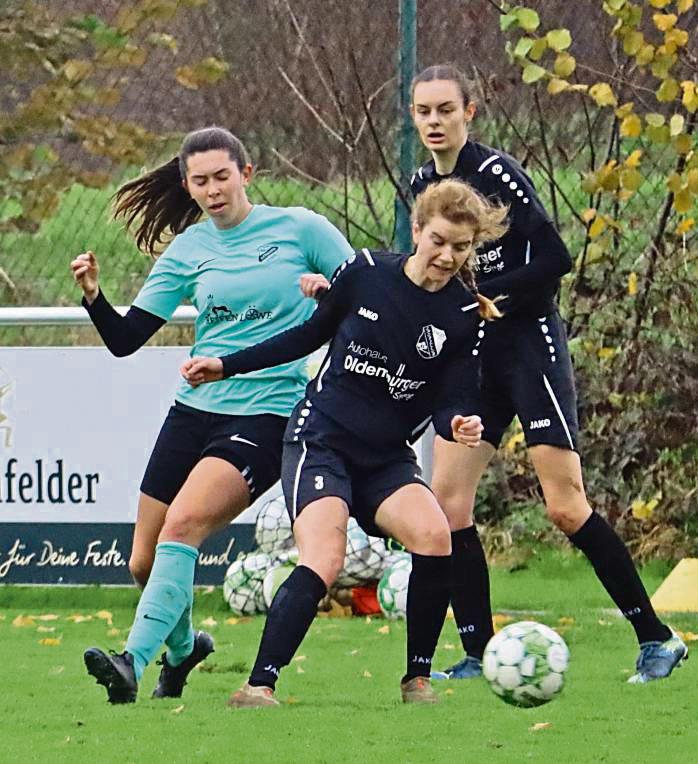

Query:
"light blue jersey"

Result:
[[133, 205, 352, 416]]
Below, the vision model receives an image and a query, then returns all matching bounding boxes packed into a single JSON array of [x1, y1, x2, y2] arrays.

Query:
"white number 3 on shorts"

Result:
[[314, 475, 324, 490]]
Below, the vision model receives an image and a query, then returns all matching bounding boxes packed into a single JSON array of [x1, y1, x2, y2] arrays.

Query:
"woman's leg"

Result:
[[529, 445, 673, 648], [375, 483, 452, 701], [431, 436, 496, 670], [129, 493, 169, 587], [231, 497, 349, 705]]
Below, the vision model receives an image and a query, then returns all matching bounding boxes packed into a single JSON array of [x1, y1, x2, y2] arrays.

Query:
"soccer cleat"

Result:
[[400, 676, 439, 704], [627, 630, 688, 684], [84, 648, 138, 704], [152, 630, 215, 699], [431, 655, 483, 680], [227, 682, 280, 708]]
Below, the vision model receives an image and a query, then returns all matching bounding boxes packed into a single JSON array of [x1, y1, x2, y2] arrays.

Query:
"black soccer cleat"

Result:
[[152, 630, 215, 699], [84, 648, 138, 704]]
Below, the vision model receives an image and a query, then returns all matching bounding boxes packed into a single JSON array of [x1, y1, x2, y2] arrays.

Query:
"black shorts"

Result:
[[280, 401, 428, 538], [140, 401, 287, 505], [478, 311, 579, 451]]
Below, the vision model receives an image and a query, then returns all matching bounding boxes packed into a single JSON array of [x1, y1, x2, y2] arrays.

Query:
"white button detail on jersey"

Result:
[[509, 182, 518, 190], [301, 408, 310, 416], [541, 325, 549, 334], [548, 346, 555, 354], [551, 355, 557, 362], [478, 320, 486, 328], [294, 428, 301, 433], [492, 164, 503, 175], [546, 336, 553, 344], [502, 173, 511, 182], [297, 417, 305, 425], [472, 349, 479, 356], [523, 198, 530, 204], [478, 330, 485, 338], [517, 190, 524, 197]]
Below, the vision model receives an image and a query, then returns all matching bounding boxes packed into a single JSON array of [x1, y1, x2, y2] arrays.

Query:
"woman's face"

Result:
[[411, 214, 476, 290], [183, 149, 252, 228], [411, 80, 475, 156]]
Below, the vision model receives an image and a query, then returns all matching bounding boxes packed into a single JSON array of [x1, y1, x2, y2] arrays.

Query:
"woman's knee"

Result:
[[545, 501, 591, 535], [406, 520, 452, 556], [128, 555, 153, 588]]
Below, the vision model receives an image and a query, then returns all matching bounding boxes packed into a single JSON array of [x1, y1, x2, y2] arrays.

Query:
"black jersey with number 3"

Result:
[[219, 249, 481, 448], [411, 140, 572, 318]]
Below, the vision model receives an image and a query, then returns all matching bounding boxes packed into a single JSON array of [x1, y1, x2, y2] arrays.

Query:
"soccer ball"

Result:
[[377, 553, 411, 620], [254, 495, 294, 555], [336, 517, 386, 586], [223, 552, 271, 615], [482, 621, 570, 707], [262, 562, 295, 609]]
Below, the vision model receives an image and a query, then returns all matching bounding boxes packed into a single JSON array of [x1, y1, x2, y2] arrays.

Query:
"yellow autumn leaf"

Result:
[[620, 114, 642, 138], [444, 688, 455, 695], [199, 617, 217, 628], [554, 52, 576, 78], [680, 81, 698, 113], [665, 28, 688, 48], [636, 44, 655, 65], [676, 630, 698, 641], [589, 216, 607, 239], [582, 208, 597, 223], [548, 78, 570, 95], [546, 29, 572, 52], [649, 0, 671, 7], [530, 722, 553, 731], [37, 626, 56, 633], [171, 704, 185, 714], [377, 624, 390, 634], [12, 615, 36, 627], [492, 614, 514, 629], [107, 628, 120, 637], [95, 610, 113, 624], [676, 218, 695, 235], [623, 30, 644, 55], [362, 670, 373, 678], [39, 638, 62, 646], [687, 170, 698, 193], [646, 113, 666, 127], [36, 614, 59, 621], [442, 643, 457, 650], [673, 188, 693, 213], [558, 616, 575, 626], [505, 431, 525, 451], [677, 0, 694, 12], [294, 655, 307, 662], [296, 665, 305, 674], [653, 13, 677, 31], [674, 134, 693, 154], [522, 63, 546, 84], [225, 617, 240, 625], [620, 168, 643, 192], [597, 347, 617, 360], [657, 78, 680, 102], [529, 38, 548, 62], [627, 272, 638, 296], [590, 82, 617, 107], [669, 114, 686, 137], [66, 614, 93, 623]]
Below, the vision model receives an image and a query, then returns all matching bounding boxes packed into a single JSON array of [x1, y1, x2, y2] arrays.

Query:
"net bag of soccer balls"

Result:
[[482, 621, 570, 707], [223, 497, 390, 615]]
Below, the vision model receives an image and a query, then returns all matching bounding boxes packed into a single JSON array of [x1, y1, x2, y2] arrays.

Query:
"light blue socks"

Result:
[[125, 541, 198, 681]]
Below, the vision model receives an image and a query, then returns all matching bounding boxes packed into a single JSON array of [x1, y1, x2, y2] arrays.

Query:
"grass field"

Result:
[[1, 551, 696, 763]]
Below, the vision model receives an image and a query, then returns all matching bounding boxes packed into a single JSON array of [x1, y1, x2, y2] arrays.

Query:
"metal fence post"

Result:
[[394, 0, 417, 254]]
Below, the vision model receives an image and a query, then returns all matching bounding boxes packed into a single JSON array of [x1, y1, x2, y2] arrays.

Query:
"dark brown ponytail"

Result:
[[112, 127, 250, 256]]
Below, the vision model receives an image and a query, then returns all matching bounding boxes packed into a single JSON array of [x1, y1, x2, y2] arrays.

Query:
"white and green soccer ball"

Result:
[[254, 495, 294, 555], [482, 621, 570, 707], [223, 552, 271, 615], [262, 562, 295, 609], [377, 553, 411, 620], [336, 517, 387, 586]]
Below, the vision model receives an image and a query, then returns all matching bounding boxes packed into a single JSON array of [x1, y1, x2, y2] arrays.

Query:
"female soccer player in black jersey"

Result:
[[410, 65, 686, 684], [71, 127, 352, 704], [182, 179, 508, 705]]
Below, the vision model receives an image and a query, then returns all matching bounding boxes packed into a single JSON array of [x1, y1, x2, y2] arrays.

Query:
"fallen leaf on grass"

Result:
[[225, 617, 239, 625], [39, 638, 62, 646], [37, 626, 56, 633], [285, 696, 299, 705], [492, 614, 513, 630], [349, 649, 359, 656], [36, 614, 59, 621], [441, 643, 456, 651], [558, 616, 575, 626], [296, 666, 305, 674], [13, 615, 36, 627], [66, 614, 93, 623], [677, 630, 698, 642], [530, 722, 552, 731], [364, 616, 372, 624], [598, 619, 612, 626], [377, 625, 390, 634], [48, 666, 65, 676], [199, 617, 217, 628], [171, 705, 185, 714], [107, 628, 120, 637], [444, 688, 454, 696], [95, 610, 113, 625], [445, 607, 454, 621], [293, 655, 306, 662], [362, 670, 372, 678]]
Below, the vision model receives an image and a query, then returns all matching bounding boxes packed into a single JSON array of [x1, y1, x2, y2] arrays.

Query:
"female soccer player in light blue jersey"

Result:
[[71, 127, 352, 703]]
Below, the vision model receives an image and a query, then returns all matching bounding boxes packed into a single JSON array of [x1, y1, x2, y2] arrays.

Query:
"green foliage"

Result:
[[491, 0, 697, 554], [0, 0, 229, 234]]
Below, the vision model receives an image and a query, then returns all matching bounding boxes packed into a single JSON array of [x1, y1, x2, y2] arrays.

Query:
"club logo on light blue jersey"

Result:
[[203, 294, 273, 326], [257, 244, 280, 262]]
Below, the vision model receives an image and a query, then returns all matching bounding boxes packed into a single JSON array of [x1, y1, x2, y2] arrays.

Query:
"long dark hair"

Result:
[[113, 127, 250, 256], [411, 64, 471, 106]]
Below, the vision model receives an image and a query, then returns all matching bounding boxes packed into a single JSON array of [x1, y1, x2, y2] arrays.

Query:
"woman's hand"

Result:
[[180, 356, 224, 387], [299, 273, 329, 300], [451, 414, 483, 447], [70, 251, 100, 303]]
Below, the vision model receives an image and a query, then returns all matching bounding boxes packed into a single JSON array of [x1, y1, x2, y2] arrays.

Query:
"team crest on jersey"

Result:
[[416, 325, 446, 359]]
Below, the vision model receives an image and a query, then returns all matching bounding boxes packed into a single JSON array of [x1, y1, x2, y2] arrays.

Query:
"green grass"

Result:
[[1, 550, 696, 763]]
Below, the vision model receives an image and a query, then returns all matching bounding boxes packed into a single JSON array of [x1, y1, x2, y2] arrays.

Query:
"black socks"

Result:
[[449, 526, 494, 660], [404, 553, 451, 680], [569, 511, 671, 644], [248, 565, 327, 690]]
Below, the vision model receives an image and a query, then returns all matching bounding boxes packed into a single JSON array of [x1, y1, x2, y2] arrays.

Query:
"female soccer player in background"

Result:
[[71, 126, 352, 703], [182, 179, 506, 705], [410, 65, 686, 684]]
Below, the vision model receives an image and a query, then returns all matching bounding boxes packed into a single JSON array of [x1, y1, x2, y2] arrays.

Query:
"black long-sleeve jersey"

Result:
[[219, 250, 482, 448], [83, 291, 165, 356], [411, 140, 572, 318]]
